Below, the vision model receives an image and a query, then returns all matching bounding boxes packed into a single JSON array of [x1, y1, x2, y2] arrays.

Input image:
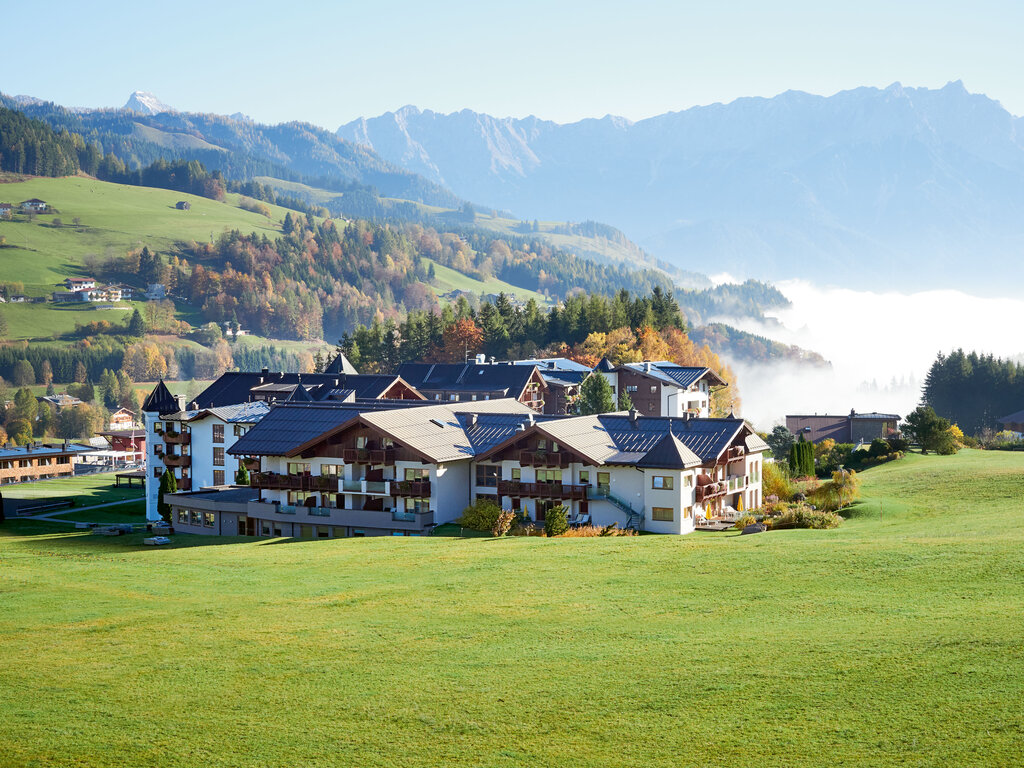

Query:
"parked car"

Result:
[[143, 536, 171, 546]]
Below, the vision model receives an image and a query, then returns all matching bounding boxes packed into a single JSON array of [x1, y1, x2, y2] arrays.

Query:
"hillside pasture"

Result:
[[0, 450, 1022, 766]]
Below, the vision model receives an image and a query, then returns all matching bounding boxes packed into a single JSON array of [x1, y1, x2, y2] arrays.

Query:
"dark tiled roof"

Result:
[[287, 382, 314, 402], [541, 370, 591, 387], [997, 409, 1024, 425], [142, 380, 178, 414], [635, 432, 701, 469], [397, 363, 539, 397], [595, 357, 616, 373], [619, 362, 724, 389], [851, 412, 901, 420], [181, 487, 259, 503], [227, 403, 368, 456], [191, 372, 414, 409], [324, 353, 358, 375]]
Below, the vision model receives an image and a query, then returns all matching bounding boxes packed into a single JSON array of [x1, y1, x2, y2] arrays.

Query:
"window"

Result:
[[288, 491, 312, 505], [511, 497, 521, 511], [551, 441, 559, 453], [650, 385, 657, 393], [233, 425, 247, 437], [287, 462, 310, 476], [471, 394, 477, 401], [579, 471, 589, 484], [177, 509, 188, 524], [352, 529, 365, 537], [434, 394, 441, 401], [405, 497, 429, 514], [404, 467, 429, 480], [476, 464, 499, 487], [213, 447, 224, 466], [651, 507, 674, 522], [190, 510, 201, 525], [213, 470, 225, 485], [626, 385, 638, 393], [449, 394, 458, 401], [652, 476, 674, 490], [273, 525, 283, 537], [682, 506, 692, 519], [322, 464, 343, 478], [536, 469, 562, 484], [153, 467, 163, 478], [203, 512, 215, 528], [383, 438, 394, 448], [317, 526, 330, 538], [356, 436, 367, 449], [261, 521, 272, 536], [511, 467, 521, 481], [213, 424, 224, 443]]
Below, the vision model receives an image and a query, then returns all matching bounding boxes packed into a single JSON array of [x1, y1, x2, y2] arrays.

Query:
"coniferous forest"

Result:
[[922, 349, 1024, 435]]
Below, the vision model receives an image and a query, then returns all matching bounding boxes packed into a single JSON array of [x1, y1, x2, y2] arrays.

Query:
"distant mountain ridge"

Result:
[[124, 90, 174, 115], [339, 82, 1024, 290]]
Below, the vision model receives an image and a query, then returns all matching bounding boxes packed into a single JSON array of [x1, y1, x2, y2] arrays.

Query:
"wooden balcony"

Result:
[[724, 446, 745, 462], [241, 457, 260, 471], [341, 447, 396, 465], [390, 479, 431, 497], [163, 431, 191, 445], [497, 480, 588, 500], [177, 478, 192, 491], [250, 472, 339, 492], [517, 451, 570, 468], [162, 453, 191, 468], [695, 482, 728, 503]]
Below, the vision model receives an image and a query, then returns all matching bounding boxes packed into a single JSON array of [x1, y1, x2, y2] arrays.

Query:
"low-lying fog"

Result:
[[716, 279, 1024, 430]]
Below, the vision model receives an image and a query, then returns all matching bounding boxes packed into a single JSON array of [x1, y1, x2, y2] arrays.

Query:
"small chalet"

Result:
[[109, 407, 138, 431], [0, 203, 12, 218], [65, 277, 97, 291], [21, 199, 47, 212]]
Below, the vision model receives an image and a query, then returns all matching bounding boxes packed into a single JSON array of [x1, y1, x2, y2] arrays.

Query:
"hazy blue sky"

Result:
[[3, 0, 1021, 127]]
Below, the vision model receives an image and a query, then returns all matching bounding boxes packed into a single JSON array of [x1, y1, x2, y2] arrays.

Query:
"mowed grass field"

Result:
[[1, 472, 144, 507], [1, 449, 1023, 767]]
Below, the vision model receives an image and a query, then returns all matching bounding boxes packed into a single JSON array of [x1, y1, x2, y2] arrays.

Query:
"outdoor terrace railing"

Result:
[[517, 451, 570, 468], [163, 431, 190, 445], [162, 453, 191, 468], [341, 448, 396, 465], [390, 479, 431, 497], [250, 472, 340, 492], [498, 480, 588, 500]]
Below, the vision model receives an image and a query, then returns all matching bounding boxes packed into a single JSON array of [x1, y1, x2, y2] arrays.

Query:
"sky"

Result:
[[2, 0, 1023, 128]]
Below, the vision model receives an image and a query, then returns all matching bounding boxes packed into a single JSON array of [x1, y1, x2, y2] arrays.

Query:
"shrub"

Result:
[[765, 503, 842, 530], [561, 524, 636, 537], [543, 505, 569, 537], [490, 509, 516, 537], [457, 499, 503, 531], [733, 514, 757, 530], [887, 435, 909, 452], [509, 523, 542, 537], [868, 438, 890, 458], [762, 461, 795, 502]]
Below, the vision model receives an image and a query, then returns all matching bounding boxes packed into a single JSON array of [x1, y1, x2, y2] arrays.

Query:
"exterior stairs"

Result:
[[588, 488, 644, 531]]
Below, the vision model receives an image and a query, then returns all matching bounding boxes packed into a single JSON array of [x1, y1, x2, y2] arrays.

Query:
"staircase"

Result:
[[588, 488, 644, 531]]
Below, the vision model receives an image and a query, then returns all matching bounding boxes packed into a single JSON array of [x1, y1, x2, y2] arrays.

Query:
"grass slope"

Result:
[[1, 451, 1022, 766], [425, 257, 549, 306], [0, 176, 292, 339], [1, 472, 144, 507]]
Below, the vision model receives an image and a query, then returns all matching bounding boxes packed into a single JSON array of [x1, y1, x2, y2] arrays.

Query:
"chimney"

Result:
[[489, 356, 496, 365], [475, 353, 486, 365], [527, 413, 535, 427], [629, 408, 639, 426], [467, 413, 478, 428], [25, 443, 31, 453], [261, 367, 269, 375], [174, 394, 187, 412], [644, 362, 652, 372]]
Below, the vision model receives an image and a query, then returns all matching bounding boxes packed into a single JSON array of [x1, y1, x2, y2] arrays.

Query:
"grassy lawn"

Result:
[[1, 449, 1022, 766], [425, 257, 550, 306], [48, 500, 146, 525], [1, 472, 144, 507]]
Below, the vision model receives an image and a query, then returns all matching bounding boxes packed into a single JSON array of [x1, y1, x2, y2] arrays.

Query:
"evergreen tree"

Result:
[[617, 388, 633, 411], [158, 471, 178, 522], [127, 308, 147, 337], [578, 374, 616, 415], [235, 463, 249, 485]]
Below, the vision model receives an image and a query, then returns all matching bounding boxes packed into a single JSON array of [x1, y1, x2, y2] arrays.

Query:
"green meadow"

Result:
[[1, 449, 1022, 767]]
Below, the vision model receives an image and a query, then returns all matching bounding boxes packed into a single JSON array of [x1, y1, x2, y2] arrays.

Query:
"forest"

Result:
[[922, 349, 1024, 435], [339, 287, 741, 415]]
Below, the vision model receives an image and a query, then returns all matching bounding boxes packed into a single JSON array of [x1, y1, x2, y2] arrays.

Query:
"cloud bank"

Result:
[[721, 280, 1024, 429]]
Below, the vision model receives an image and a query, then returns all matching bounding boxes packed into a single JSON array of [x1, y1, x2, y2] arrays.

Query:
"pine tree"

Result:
[[127, 308, 146, 337], [578, 374, 616, 415], [158, 471, 178, 522], [617, 388, 633, 411]]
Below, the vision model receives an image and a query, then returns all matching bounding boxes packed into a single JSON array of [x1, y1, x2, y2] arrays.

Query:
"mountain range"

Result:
[[339, 82, 1024, 290]]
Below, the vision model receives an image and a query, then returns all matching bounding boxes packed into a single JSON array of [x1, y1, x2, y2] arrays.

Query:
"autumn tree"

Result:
[[440, 317, 483, 363]]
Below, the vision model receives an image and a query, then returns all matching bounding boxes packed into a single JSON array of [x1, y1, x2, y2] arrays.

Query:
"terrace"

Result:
[[497, 480, 588, 500]]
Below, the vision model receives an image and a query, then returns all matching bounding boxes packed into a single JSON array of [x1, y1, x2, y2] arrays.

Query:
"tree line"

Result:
[[922, 349, 1024, 435]]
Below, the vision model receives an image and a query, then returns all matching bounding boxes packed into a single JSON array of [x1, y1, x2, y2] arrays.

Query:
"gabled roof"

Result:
[[397, 363, 542, 397], [635, 432, 702, 469], [142, 380, 178, 414], [507, 357, 593, 373], [324, 352, 359, 375], [540, 370, 591, 388], [286, 381, 314, 402], [190, 372, 422, 409], [618, 362, 725, 389]]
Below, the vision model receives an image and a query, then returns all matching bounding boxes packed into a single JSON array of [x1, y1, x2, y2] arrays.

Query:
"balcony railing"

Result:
[[518, 451, 570, 468], [341, 478, 391, 495], [163, 453, 191, 468], [497, 480, 588, 500], [695, 482, 729, 503], [177, 478, 192, 492], [391, 479, 431, 497], [277, 504, 335, 517], [250, 472, 340, 492], [251, 501, 433, 529], [163, 431, 190, 445], [341, 447, 396, 465], [724, 446, 745, 462]]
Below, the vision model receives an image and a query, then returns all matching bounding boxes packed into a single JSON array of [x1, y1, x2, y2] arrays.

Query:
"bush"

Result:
[[868, 438, 890, 458], [886, 435, 909, 453], [765, 503, 842, 530], [543, 506, 569, 537], [762, 461, 795, 501], [560, 524, 636, 537], [509, 523, 543, 537], [490, 509, 516, 537], [733, 514, 757, 530], [457, 499, 503, 531]]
